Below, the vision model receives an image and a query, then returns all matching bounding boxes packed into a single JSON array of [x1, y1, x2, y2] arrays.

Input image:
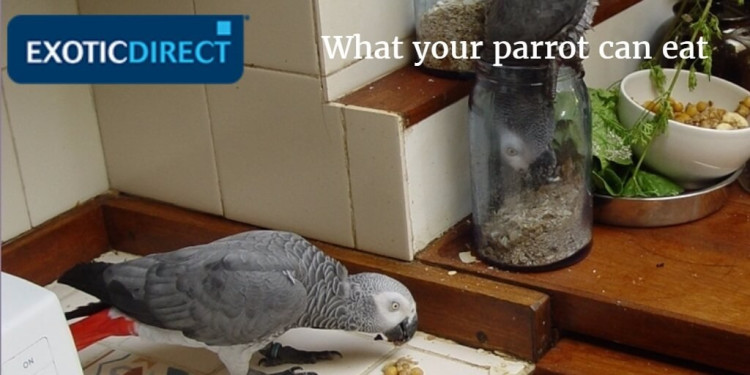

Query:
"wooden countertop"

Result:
[[418, 183, 750, 374]]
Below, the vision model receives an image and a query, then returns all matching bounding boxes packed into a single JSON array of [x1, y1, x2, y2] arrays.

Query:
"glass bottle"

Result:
[[468, 61, 592, 270], [413, 0, 487, 77]]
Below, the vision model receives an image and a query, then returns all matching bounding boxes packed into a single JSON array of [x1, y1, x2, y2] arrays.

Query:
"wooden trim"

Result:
[[337, 66, 474, 128], [1, 198, 109, 286], [100, 195, 257, 256], [535, 337, 712, 375]]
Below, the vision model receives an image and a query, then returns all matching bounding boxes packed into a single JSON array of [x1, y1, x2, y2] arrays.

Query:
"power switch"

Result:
[[1, 337, 57, 375]]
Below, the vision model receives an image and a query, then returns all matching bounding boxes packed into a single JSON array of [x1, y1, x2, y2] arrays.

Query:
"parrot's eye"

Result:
[[390, 302, 400, 311], [505, 147, 519, 157]]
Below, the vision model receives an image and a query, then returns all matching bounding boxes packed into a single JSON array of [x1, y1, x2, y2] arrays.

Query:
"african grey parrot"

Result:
[[58, 230, 418, 375], [476, 0, 598, 190]]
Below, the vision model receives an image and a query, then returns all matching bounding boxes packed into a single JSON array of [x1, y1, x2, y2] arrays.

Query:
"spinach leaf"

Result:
[[622, 170, 683, 197]]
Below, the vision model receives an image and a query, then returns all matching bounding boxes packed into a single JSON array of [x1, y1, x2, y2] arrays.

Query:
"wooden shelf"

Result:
[[535, 337, 715, 375], [418, 184, 750, 374], [337, 65, 474, 127]]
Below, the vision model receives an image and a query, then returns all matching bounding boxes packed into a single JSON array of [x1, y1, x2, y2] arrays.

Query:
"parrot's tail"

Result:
[[69, 308, 137, 350], [58, 261, 112, 302], [65, 301, 110, 320]]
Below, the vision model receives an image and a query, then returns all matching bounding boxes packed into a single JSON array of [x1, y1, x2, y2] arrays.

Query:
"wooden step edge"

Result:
[[336, 65, 474, 128], [534, 336, 733, 375], [1, 197, 109, 286]]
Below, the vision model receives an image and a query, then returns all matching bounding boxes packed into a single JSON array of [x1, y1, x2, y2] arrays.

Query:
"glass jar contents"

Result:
[[468, 61, 592, 270], [413, 0, 487, 77]]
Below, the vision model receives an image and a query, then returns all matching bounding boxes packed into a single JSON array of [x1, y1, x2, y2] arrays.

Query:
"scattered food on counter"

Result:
[[458, 251, 478, 263], [382, 356, 424, 375]]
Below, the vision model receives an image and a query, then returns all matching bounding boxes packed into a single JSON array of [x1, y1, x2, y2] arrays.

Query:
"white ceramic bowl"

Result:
[[618, 69, 750, 189]]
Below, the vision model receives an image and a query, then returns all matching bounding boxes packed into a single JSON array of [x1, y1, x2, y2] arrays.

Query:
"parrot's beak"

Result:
[[383, 316, 418, 345]]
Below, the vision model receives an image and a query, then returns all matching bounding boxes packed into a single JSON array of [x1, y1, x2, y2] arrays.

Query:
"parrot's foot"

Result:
[[258, 342, 342, 367]]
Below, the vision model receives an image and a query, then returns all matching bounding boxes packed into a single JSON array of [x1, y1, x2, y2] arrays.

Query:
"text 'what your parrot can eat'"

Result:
[[320, 34, 711, 66]]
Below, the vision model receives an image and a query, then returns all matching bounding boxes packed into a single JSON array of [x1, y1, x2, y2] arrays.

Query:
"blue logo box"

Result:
[[7, 15, 244, 84]]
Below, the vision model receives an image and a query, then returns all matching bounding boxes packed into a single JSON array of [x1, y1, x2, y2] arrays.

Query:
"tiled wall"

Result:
[[1, 0, 108, 241], [583, 0, 673, 88], [1, 0, 674, 257]]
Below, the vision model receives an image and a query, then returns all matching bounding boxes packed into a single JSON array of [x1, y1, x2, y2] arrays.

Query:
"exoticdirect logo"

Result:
[[7, 15, 245, 84]]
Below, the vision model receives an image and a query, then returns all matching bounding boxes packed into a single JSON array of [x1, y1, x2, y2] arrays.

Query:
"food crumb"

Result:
[[458, 251, 478, 264], [382, 356, 424, 375], [447, 270, 458, 276]]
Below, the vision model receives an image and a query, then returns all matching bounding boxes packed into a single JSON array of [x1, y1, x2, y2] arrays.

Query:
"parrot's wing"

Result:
[[104, 240, 309, 346]]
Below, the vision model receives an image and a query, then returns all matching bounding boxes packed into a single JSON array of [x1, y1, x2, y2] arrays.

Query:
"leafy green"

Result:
[[589, 87, 683, 198], [622, 170, 684, 197], [590, 87, 631, 165]]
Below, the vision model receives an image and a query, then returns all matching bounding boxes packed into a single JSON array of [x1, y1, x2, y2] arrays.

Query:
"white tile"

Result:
[[317, 0, 415, 99], [1, 95, 31, 241], [207, 67, 353, 247], [407, 333, 531, 374], [248, 329, 395, 375], [2, 72, 108, 226], [78, 0, 194, 14], [344, 107, 412, 259], [404, 98, 472, 252], [195, 0, 320, 76], [1, 0, 78, 68], [323, 40, 413, 101], [583, 0, 673, 88], [94, 84, 223, 215], [317, 0, 414, 75]]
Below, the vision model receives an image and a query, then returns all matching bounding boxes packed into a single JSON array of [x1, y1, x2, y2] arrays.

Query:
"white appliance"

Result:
[[2, 272, 83, 375]]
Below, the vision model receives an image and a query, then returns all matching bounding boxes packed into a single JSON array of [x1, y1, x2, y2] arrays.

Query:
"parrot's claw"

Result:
[[259, 343, 342, 367]]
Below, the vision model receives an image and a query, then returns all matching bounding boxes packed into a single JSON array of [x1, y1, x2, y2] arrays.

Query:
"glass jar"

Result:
[[413, 0, 487, 77], [468, 61, 592, 270]]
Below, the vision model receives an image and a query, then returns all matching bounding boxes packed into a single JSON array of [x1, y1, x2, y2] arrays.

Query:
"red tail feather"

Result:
[[69, 308, 136, 350]]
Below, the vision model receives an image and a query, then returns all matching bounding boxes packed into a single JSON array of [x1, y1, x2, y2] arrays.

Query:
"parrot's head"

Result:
[[348, 273, 418, 345], [499, 127, 545, 172]]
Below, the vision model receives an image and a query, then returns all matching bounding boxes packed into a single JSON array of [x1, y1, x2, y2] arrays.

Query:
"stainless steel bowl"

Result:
[[594, 169, 742, 227]]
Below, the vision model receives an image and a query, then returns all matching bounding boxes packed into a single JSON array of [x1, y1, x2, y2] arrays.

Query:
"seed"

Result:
[[670, 98, 684, 113], [696, 101, 709, 112], [674, 113, 692, 123], [736, 104, 749, 117], [410, 368, 425, 375], [383, 365, 398, 375], [741, 96, 750, 108], [685, 103, 699, 117]]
